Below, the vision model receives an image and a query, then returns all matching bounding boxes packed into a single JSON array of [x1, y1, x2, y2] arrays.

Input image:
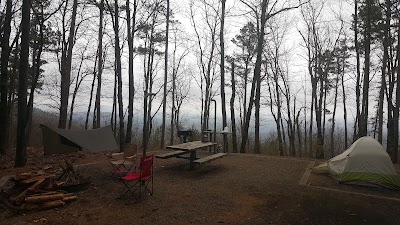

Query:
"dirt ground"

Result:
[[1, 149, 400, 225]]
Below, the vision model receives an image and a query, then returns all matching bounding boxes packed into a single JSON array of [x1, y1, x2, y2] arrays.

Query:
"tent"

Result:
[[41, 125, 119, 155], [313, 136, 400, 190]]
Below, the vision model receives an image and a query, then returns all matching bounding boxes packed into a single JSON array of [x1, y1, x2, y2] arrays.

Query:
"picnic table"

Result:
[[156, 141, 226, 170]]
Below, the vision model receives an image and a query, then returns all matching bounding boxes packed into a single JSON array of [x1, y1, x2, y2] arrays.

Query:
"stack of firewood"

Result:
[[0, 161, 88, 212], [1, 171, 78, 212]]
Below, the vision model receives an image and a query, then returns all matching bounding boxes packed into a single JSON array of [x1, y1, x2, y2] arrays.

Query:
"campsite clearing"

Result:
[[1, 148, 400, 225]]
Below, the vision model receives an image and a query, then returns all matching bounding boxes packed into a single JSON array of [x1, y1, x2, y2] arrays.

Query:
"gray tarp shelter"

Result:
[[41, 125, 119, 155]]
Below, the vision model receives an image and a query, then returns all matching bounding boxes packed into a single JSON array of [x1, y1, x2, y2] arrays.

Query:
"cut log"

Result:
[[63, 195, 78, 202], [62, 193, 75, 197], [15, 172, 41, 181], [11, 179, 46, 205], [20, 174, 55, 184], [21, 200, 65, 211], [25, 193, 64, 203], [31, 191, 59, 196]]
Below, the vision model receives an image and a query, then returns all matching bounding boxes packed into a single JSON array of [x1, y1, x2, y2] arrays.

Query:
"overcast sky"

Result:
[[33, 0, 359, 134]]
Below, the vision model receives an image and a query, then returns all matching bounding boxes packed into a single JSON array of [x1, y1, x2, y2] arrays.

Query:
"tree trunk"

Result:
[[309, 67, 317, 155], [330, 70, 339, 158], [322, 84, 327, 140], [315, 53, 325, 159], [111, 68, 117, 135], [230, 61, 238, 153], [6, 37, 18, 151], [341, 64, 348, 149], [354, 0, 361, 140], [125, 0, 137, 143], [94, 0, 104, 129], [59, 0, 78, 129], [0, 0, 12, 155], [274, 74, 284, 155], [268, 81, 283, 156], [170, 35, 177, 145], [26, 11, 46, 143], [359, 0, 372, 137], [15, 0, 30, 167], [160, 0, 170, 149], [240, 0, 267, 154], [392, 18, 400, 163], [85, 56, 97, 130], [295, 107, 303, 156], [68, 54, 86, 129], [242, 62, 248, 132], [220, 0, 228, 153], [116, 0, 125, 151], [377, 0, 390, 144], [285, 93, 295, 156], [254, 69, 261, 154]]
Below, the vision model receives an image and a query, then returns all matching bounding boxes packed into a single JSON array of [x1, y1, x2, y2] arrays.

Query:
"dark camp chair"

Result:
[[118, 154, 154, 200]]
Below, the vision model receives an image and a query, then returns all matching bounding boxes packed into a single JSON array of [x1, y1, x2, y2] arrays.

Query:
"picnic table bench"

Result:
[[193, 153, 227, 164], [155, 150, 186, 159], [156, 141, 226, 169]]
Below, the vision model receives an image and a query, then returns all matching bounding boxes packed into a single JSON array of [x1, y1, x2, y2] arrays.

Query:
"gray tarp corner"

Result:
[[41, 125, 119, 155]]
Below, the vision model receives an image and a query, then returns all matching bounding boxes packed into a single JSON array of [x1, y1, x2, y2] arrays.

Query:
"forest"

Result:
[[0, 0, 399, 167]]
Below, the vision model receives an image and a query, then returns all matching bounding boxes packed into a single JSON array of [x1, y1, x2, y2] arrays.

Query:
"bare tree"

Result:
[[94, 0, 105, 129], [189, 0, 220, 132], [239, 0, 306, 153], [68, 43, 91, 129], [107, 0, 125, 150], [387, 8, 400, 163], [15, 0, 31, 167], [220, 0, 227, 152], [85, 52, 98, 129], [58, 0, 78, 129], [161, 0, 170, 149], [353, 0, 361, 141], [299, 1, 342, 158], [0, 0, 12, 155], [169, 27, 189, 145], [231, 22, 257, 143], [228, 59, 238, 153], [376, 0, 391, 144], [125, 0, 139, 143]]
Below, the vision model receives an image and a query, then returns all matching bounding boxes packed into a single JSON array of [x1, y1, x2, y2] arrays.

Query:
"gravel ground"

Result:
[[1, 150, 400, 225]]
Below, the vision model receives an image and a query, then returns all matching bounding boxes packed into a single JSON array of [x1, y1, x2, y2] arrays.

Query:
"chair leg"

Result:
[[139, 180, 142, 200], [117, 181, 131, 198], [118, 180, 140, 200], [141, 178, 153, 196]]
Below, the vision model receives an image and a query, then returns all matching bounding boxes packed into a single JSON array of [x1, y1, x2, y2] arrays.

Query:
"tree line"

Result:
[[0, 0, 399, 167]]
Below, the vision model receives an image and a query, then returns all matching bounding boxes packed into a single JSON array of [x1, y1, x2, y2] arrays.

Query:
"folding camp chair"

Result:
[[108, 144, 138, 177], [118, 154, 154, 200]]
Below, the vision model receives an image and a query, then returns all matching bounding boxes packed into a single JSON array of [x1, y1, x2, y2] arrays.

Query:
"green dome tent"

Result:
[[313, 136, 400, 190]]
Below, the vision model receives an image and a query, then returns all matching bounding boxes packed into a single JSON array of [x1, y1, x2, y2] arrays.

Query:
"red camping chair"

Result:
[[118, 154, 154, 200]]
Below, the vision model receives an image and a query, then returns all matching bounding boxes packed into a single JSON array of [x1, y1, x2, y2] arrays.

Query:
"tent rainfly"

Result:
[[41, 125, 119, 155], [313, 136, 400, 190]]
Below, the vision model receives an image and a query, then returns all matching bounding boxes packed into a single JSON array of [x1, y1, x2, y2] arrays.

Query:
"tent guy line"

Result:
[[299, 161, 316, 186]]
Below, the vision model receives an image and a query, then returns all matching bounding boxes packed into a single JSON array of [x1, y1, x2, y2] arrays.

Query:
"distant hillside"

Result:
[[32, 107, 59, 127]]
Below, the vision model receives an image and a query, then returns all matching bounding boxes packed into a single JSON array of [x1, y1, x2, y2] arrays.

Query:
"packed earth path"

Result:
[[1, 149, 400, 225]]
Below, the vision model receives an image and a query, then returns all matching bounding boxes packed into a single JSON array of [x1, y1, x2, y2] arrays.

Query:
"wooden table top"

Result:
[[166, 141, 217, 151]]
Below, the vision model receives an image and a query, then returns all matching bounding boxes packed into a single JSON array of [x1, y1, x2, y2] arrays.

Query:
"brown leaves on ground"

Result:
[[0, 151, 400, 225]]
